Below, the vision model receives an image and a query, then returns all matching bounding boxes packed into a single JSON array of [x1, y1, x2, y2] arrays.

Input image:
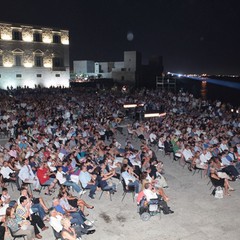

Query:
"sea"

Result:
[[177, 76, 240, 107]]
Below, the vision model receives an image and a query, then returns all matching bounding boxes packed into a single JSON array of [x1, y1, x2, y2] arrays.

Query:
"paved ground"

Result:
[[2, 127, 240, 240]]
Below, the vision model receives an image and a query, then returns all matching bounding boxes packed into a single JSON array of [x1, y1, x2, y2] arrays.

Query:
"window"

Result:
[[15, 55, 22, 66], [33, 32, 42, 42], [16, 74, 22, 78], [0, 74, 1, 78], [35, 56, 43, 67], [55, 74, 60, 77], [53, 57, 63, 67], [12, 30, 22, 40], [53, 34, 61, 43], [36, 74, 42, 78]]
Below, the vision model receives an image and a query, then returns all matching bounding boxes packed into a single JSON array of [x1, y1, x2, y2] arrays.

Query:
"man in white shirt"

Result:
[[0, 161, 21, 189], [182, 144, 194, 171], [56, 167, 83, 195], [79, 165, 97, 199], [199, 149, 212, 165], [149, 131, 157, 146], [18, 159, 40, 191], [220, 140, 229, 152], [53, 137, 61, 149], [0, 161, 14, 180], [182, 145, 194, 161], [121, 165, 140, 195]]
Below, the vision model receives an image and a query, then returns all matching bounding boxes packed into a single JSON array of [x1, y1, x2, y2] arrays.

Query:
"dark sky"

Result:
[[1, 0, 240, 74]]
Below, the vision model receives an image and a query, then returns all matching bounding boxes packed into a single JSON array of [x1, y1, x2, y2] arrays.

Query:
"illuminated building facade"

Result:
[[0, 22, 69, 89]]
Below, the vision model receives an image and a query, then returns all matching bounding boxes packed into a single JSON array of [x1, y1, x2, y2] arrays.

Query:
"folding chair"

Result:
[[51, 227, 62, 240], [39, 183, 51, 195], [98, 186, 113, 201], [192, 167, 204, 178], [8, 227, 26, 240], [121, 179, 135, 202]]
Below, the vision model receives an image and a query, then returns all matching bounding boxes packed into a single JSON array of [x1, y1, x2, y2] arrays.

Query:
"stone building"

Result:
[[0, 21, 70, 89]]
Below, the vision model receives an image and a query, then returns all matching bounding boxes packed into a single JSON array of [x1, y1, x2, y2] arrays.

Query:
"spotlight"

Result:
[[123, 103, 145, 108], [123, 104, 138, 108], [144, 112, 166, 118], [231, 109, 234, 112]]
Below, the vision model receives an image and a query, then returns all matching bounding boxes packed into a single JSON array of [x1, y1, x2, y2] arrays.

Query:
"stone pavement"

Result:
[[2, 128, 240, 240]]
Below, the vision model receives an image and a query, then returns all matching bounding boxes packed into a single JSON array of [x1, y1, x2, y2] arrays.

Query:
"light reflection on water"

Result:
[[200, 81, 207, 99], [179, 78, 239, 106]]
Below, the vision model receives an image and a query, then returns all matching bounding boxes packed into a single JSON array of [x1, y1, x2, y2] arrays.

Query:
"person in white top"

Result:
[[199, 149, 212, 165], [143, 185, 158, 202], [112, 138, 121, 149], [1, 160, 21, 189], [0, 161, 15, 181], [182, 145, 194, 171], [149, 131, 157, 145], [182, 145, 194, 161], [121, 165, 140, 194], [18, 159, 40, 191], [220, 139, 229, 152], [56, 167, 83, 195], [142, 183, 174, 215]]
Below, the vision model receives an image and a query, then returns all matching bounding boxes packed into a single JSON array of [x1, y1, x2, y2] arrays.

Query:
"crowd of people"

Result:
[[0, 86, 239, 239]]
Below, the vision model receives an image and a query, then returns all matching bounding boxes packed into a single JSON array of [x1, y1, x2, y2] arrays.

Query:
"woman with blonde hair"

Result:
[[61, 217, 78, 240]]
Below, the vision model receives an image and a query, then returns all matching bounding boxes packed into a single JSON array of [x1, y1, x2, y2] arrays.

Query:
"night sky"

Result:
[[1, 0, 240, 74]]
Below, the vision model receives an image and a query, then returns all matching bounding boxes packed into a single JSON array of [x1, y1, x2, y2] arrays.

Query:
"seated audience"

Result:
[[6, 206, 35, 240]]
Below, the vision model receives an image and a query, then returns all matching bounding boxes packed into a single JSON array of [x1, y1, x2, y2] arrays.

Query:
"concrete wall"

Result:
[[124, 51, 140, 72], [112, 70, 136, 83], [0, 66, 69, 89], [73, 60, 94, 74], [114, 61, 124, 70], [98, 62, 109, 73]]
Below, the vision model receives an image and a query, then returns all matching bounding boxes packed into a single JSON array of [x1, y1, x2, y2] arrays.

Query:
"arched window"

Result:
[[34, 49, 43, 67], [12, 48, 24, 66]]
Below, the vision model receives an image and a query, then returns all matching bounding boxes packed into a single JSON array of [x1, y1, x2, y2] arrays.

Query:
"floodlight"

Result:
[[144, 112, 166, 118], [123, 104, 138, 108]]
